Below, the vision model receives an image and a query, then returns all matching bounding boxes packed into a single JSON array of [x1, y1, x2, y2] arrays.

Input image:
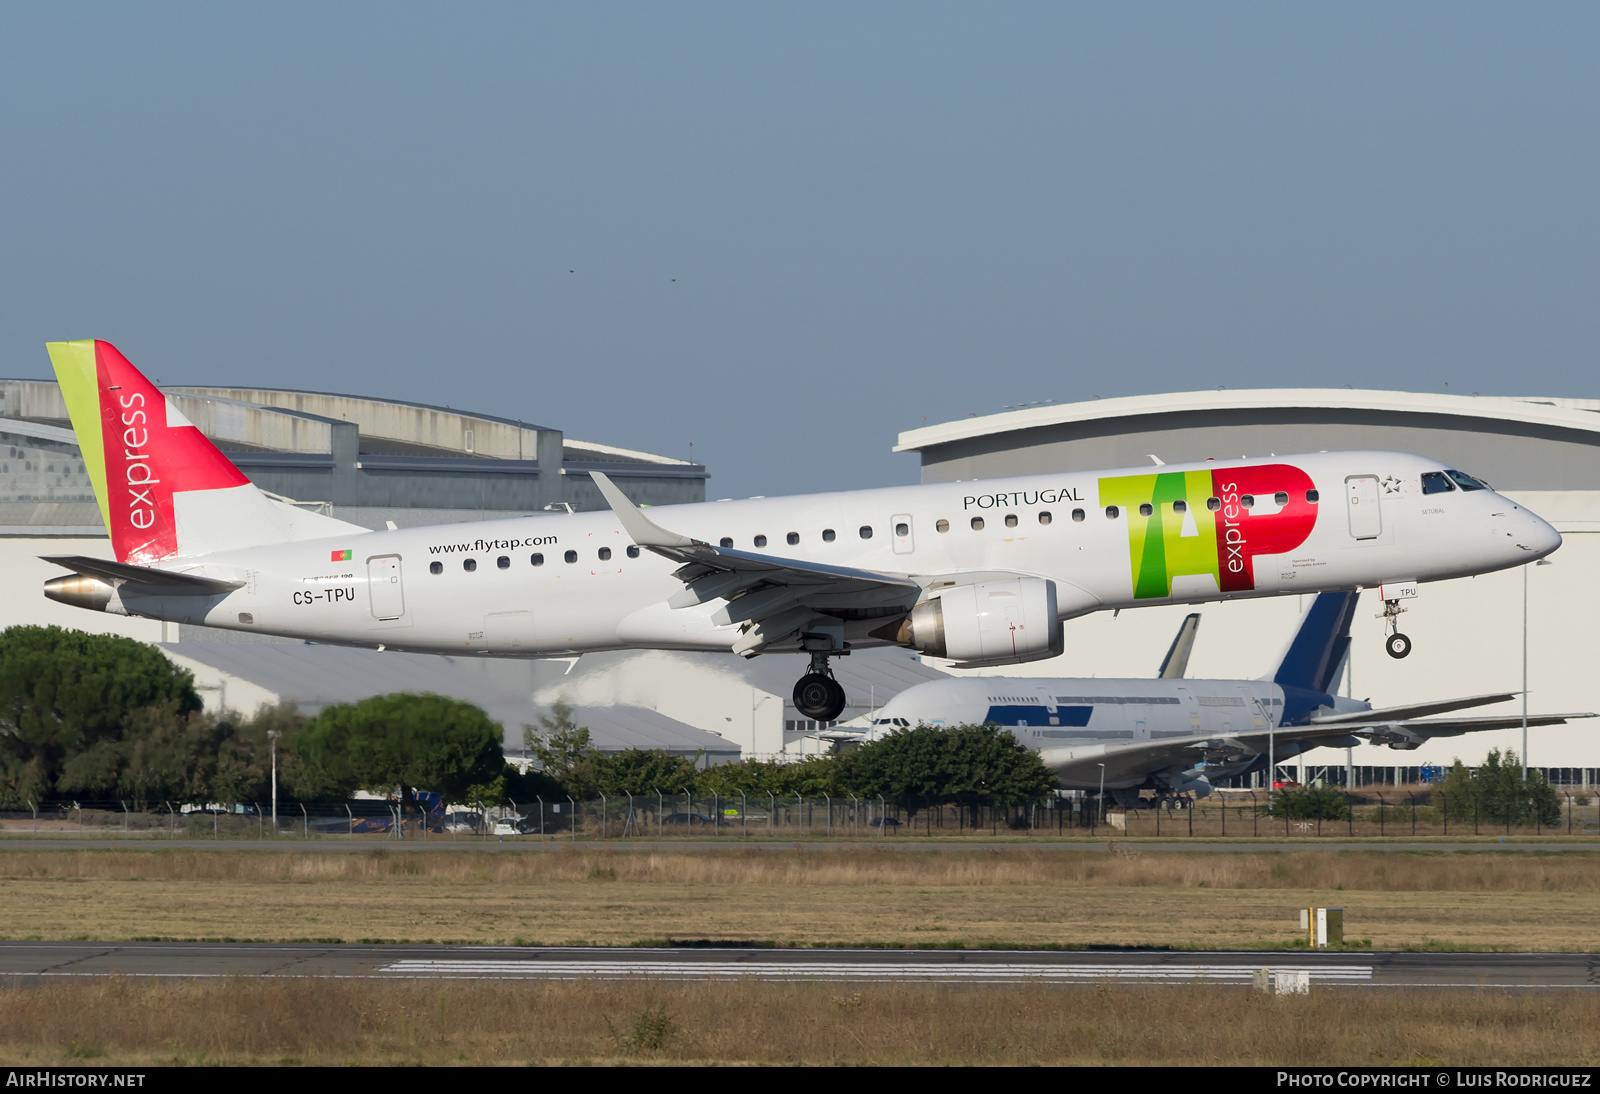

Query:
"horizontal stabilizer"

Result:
[[41, 555, 243, 595]]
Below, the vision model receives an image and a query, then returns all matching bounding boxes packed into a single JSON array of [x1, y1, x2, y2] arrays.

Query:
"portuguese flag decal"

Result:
[[332, 549, 353, 561]]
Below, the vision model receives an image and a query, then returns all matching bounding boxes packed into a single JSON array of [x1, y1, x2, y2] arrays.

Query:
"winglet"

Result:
[[590, 471, 700, 549], [1157, 613, 1200, 679]]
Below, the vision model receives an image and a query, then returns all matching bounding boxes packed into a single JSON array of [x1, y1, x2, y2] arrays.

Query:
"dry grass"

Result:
[[0, 978, 1593, 1066], [4, 845, 1600, 889], [0, 848, 1598, 949]]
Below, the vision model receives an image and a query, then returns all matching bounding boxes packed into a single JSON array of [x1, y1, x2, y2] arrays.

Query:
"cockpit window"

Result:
[[1446, 469, 1490, 491], [1421, 471, 1455, 495]]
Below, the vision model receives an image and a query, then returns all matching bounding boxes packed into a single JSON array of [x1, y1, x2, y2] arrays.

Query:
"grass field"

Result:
[[0, 978, 1594, 1066], [1, 847, 1598, 949]]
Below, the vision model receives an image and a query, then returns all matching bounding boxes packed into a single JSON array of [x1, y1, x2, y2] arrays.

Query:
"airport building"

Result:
[[895, 389, 1600, 786]]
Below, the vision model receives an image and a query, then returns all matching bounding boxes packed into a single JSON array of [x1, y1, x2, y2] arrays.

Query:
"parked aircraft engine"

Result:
[[899, 576, 1064, 666]]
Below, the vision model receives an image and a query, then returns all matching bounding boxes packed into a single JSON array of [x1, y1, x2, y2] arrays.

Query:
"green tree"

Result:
[[296, 693, 504, 811], [523, 699, 599, 797], [590, 749, 702, 799], [1435, 750, 1559, 827], [0, 625, 202, 806], [1274, 784, 1350, 820], [834, 724, 1055, 817]]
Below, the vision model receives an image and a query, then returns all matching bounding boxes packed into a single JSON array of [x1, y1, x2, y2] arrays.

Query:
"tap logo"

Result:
[[1098, 465, 1319, 598]]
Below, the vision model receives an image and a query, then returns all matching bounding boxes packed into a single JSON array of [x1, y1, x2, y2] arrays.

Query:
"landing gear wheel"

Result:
[[794, 673, 846, 721], [1385, 632, 1412, 659]]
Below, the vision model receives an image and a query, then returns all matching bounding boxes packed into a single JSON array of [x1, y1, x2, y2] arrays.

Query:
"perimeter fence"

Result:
[[0, 787, 1595, 840]]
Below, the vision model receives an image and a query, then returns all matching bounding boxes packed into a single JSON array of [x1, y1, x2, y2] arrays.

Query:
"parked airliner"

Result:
[[865, 592, 1593, 804], [40, 340, 1561, 722]]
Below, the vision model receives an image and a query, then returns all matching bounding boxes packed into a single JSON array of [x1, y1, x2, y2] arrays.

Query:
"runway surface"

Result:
[[0, 838, 1594, 853], [0, 943, 1595, 988]]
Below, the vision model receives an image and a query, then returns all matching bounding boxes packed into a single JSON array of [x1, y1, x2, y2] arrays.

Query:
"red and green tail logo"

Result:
[[47, 340, 250, 564]]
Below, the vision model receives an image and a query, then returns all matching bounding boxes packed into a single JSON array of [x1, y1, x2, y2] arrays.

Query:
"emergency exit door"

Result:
[[1344, 476, 1382, 540], [368, 555, 405, 620]]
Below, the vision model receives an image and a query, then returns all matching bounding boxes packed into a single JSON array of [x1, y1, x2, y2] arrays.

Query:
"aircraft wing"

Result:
[[1039, 712, 1594, 786], [1305, 693, 1517, 724], [591, 472, 922, 655], [41, 555, 244, 595]]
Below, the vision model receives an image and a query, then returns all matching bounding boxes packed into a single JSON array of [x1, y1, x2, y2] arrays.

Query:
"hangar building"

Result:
[[895, 389, 1600, 787]]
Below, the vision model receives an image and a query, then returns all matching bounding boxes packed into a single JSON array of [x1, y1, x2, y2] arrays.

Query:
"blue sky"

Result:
[[3, 3, 1597, 497]]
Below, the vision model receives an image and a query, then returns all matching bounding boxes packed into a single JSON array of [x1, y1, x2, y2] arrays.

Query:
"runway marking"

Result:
[[378, 959, 1374, 984]]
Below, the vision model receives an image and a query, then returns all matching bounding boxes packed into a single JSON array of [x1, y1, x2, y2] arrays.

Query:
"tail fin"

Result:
[[1272, 591, 1359, 694], [47, 339, 362, 562]]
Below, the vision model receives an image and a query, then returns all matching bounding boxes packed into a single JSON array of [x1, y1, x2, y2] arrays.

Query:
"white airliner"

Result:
[[864, 592, 1593, 804], [40, 340, 1561, 722]]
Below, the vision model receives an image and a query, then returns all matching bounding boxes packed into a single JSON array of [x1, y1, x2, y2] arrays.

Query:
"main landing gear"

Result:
[[793, 649, 847, 722], [1380, 597, 1411, 659]]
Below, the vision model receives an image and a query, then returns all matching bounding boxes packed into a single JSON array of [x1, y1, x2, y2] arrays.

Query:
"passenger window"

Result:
[[497, 556, 510, 569], [859, 525, 873, 539], [626, 546, 640, 559], [1138, 503, 1153, 517], [787, 532, 799, 545], [1421, 471, 1454, 495], [463, 559, 477, 572], [1306, 490, 1320, 504], [754, 535, 767, 547], [1038, 512, 1052, 525], [895, 522, 909, 537], [598, 547, 611, 561], [1241, 495, 1255, 508], [564, 550, 577, 563], [1071, 509, 1085, 522], [936, 520, 949, 533], [822, 529, 836, 542], [1207, 497, 1221, 511], [429, 561, 442, 575], [971, 517, 985, 531], [1274, 491, 1288, 505], [1172, 500, 1186, 513], [1004, 514, 1017, 528], [531, 553, 544, 566], [1105, 506, 1119, 519], [720, 537, 733, 548]]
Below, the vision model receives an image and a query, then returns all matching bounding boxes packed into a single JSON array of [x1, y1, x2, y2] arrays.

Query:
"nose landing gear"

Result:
[[1379, 597, 1411, 659], [793, 649, 848, 722]]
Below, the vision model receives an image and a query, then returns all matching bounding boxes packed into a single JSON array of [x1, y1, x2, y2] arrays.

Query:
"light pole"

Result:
[[267, 730, 281, 829], [1524, 559, 1554, 781]]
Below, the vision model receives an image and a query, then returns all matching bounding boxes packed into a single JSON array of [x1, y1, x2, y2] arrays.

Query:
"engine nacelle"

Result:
[[902, 576, 1064, 666]]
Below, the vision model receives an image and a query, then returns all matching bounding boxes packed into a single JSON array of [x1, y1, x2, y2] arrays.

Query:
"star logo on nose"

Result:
[[1380, 476, 1401, 494]]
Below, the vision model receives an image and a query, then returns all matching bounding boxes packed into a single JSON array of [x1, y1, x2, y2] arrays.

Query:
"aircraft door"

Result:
[[1345, 476, 1382, 540], [367, 555, 405, 620], [891, 514, 914, 555]]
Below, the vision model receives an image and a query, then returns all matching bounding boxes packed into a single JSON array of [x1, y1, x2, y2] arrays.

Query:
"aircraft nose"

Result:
[[1515, 507, 1562, 560]]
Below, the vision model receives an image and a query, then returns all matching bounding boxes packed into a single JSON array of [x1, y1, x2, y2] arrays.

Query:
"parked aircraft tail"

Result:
[[46, 339, 363, 563], [1271, 591, 1359, 694]]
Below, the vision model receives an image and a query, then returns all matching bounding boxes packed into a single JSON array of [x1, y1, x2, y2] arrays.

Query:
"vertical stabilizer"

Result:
[[1272, 591, 1359, 694], [46, 339, 363, 563]]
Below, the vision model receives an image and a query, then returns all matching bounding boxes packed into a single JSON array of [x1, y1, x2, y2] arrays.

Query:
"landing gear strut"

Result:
[[1380, 598, 1411, 659], [793, 649, 847, 722]]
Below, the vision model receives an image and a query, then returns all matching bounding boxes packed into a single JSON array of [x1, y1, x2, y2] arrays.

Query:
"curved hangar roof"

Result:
[[895, 389, 1600, 491]]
